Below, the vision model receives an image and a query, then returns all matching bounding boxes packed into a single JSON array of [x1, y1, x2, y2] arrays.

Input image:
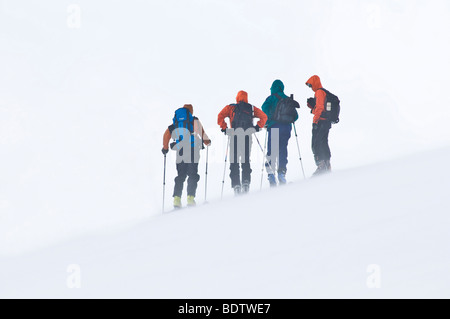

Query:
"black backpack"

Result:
[[231, 102, 254, 130], [318, 88, 340, 124], [272, 94, 300, 124]]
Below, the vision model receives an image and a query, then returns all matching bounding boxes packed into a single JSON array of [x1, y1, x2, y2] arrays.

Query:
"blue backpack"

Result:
[[172, 108, 195, 149]]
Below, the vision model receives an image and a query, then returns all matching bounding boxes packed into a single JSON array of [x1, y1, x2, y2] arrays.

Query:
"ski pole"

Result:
[[254, 133, 275, 175], [292, 123, 306, 179], [162, 154, 167, 213], [221, 136, 230, 200], [204, 146, 209, 202], [260, 129, 268, 190]]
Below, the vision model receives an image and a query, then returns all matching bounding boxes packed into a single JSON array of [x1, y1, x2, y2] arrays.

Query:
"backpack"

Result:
[[318, 88, 340, 124], [172, 107, 195, 148], [231, 102, 254, 130], [272, 94, 300, 124]]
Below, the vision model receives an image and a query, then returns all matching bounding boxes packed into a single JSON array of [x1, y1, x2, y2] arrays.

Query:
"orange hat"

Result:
[[183, 104, 194, 115]]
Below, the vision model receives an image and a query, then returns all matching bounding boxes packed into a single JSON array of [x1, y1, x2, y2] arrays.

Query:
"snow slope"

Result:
[[2, 0, 450, 255], [1, 146, 449, 299]]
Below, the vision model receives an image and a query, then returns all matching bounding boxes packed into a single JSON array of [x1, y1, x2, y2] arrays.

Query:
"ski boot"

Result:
[[234, 185, 242, 196], [268, 174, 277, 187], [187, 195, 196, 207], [278, 169, 287, 185], [242, 181, 250, 194], [173, 196, 182, 209], [312, 160, 327, 177], [314, 155, 320, 167], [325, 160, 332, 172]]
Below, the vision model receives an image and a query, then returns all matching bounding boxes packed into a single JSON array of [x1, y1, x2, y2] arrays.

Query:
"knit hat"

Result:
[[183, 104, 194, 115]]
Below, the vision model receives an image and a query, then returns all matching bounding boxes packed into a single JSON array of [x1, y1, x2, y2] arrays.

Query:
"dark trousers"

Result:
[[173, 147, 201, 198], [311, 121, 331, 163], [173, 162, 200, 197], [230, 135, 252, 187], [267, 123, 292, 173]]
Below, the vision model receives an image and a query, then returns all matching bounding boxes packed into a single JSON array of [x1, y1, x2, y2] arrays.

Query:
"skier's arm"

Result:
[[253, 106, 268, 128], [163, 128, 171, 150], [217, 105, 232, 130], [261, 96, 273, 118], [313, 90, 326, 124], [194, 119, 211, 146]]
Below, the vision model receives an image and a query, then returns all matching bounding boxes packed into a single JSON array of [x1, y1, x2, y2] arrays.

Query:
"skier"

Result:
[[217, 91, 267, 195], [306, 75, 332, 176], [162, 104, 211, 209], [261, 80, 298, 186]]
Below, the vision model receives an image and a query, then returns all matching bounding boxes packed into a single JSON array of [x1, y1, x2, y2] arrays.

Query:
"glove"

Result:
[[307, 98, 316, 109], [253, 125, 260, 132], [161, 148, 169, 155], [204, 139, 211, 146], [221, 128, 227, 135]]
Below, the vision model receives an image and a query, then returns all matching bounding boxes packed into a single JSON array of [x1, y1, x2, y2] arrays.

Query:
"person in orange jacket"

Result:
[[162, 104, 211, 208], [217, 91, 267, 194], [306, 75, 332, 175]]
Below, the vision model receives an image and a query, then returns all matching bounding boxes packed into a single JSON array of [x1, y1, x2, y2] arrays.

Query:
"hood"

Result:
[[236, 90, 248, 103], [183, 104, 194, 115], [306, 75, 323, 92], [270, 80, 285, 95]]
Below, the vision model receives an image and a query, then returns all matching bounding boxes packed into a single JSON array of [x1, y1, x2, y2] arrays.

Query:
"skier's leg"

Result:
[[242, 135, 252, 190], [311, 124, 318, 165], [266, 126, 276, 186], [173, 162, 187, 198], [173, 161, 187, 207], [313, 121, 331, 176], [229, 135, 241, 188], [278, 124, 292, 174], [323, 122, 332, 171], [317, 121, 331, 162], [266, 127, 272, 172], [186, 163, 200, 197], [230, 162, 241, 187]]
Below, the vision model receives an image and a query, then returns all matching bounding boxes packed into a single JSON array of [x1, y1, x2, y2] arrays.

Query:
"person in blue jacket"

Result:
[[261, 80, 298, 186]]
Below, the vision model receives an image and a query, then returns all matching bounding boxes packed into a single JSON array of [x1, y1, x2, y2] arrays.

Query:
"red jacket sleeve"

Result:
[[313, 90, 327, 124], [217, 105, 233, 130], [253, 106, 268, 128]]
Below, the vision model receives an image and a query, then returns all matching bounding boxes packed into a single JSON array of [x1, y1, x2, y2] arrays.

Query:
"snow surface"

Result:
[[1, 146, 450, 298], [1, 0, 450, 298]]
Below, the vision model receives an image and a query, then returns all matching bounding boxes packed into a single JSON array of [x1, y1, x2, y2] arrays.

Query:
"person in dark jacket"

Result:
[[306, 75, 332, 176], [261, 80, 298, 186]]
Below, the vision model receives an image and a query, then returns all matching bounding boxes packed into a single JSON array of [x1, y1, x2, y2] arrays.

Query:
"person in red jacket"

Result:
[[306, 75, 332, 175], [218, 91, 267, 194]]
